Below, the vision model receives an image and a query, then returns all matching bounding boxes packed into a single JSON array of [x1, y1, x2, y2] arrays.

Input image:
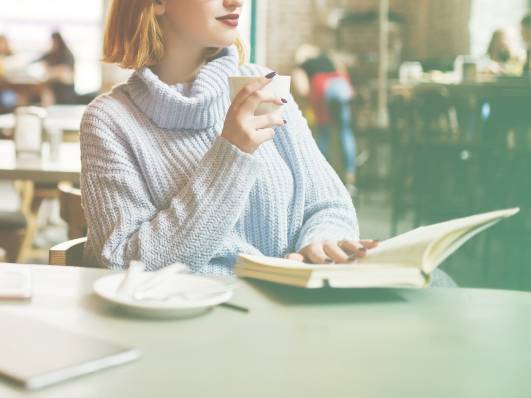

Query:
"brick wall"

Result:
[[263, 0, 472, 73]]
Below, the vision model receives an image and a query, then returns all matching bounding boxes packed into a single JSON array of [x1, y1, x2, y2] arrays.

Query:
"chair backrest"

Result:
[[58, 182, 86, 239], [49, 237, 87, 266], [51, 182, 90, 266]]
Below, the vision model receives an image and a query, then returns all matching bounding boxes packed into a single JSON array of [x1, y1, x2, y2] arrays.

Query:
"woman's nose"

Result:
[[224, 0, 243, 9]]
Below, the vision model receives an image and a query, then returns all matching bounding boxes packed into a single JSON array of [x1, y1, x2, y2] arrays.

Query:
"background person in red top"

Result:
[[292, 24, 357, 195]]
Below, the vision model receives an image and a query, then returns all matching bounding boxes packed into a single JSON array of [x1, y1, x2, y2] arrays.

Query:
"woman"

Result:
[[487, 29, 512, 65], [82, 0, 454, 287], [521, 14, 531, 75], [37, 32, 76, 104]]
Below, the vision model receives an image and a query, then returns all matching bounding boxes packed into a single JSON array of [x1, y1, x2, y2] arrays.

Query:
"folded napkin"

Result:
[[117, 261, 239, 303], [117, 261, 191, 299]]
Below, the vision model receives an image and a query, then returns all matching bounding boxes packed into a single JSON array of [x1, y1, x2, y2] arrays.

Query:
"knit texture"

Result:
[[80, 45, 359, 275]]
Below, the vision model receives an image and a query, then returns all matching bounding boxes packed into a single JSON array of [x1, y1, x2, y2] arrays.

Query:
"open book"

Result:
[[235, 208, 520, 288]]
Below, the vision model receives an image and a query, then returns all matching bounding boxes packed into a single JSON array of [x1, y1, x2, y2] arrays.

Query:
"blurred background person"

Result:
[[521, 13, 531, 74], [35, 31, 76, 104], [292, 24, 357, 195], [487, 29, 513, 64], [483, 29, 519, 76], [0, 34, 13, 57], [0, 33, 16, 113]]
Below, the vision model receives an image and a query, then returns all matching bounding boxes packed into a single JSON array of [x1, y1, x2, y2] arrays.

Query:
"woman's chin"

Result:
[[210, 33, 239, 48]]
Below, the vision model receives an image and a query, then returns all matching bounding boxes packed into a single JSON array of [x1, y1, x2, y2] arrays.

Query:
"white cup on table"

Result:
[[14, 106, 46, 158], [44, 121, 64, 162]]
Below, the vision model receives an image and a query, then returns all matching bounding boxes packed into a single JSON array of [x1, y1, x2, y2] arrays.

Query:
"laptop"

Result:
[[0, 312, 140, 390]]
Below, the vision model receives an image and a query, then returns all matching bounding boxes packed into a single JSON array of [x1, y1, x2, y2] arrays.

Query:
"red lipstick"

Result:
[[216, 13, 239, 28]]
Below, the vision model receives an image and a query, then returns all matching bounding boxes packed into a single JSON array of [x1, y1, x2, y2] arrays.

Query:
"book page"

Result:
[[422, 219, 499, 273], [359, 208, 519, 270], [236, 256, 425, 288], [358, 226, 441, 269], [238, 254, 403, 271]]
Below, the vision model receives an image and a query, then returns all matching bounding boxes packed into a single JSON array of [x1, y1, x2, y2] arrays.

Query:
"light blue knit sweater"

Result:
[[80, 45, 359, 274]]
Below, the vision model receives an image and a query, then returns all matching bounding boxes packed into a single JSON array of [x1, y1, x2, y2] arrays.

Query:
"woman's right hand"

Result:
[[221, 72, 287, 154]]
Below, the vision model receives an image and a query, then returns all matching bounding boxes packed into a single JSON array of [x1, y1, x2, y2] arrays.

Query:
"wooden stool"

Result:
[[0, 211, 27, 263]]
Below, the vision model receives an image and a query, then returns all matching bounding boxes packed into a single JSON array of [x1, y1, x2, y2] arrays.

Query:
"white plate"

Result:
[[93, 273, 234, 318]]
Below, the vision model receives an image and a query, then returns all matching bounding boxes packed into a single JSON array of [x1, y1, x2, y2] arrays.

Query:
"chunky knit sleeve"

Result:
[[285, 94, 360, 251], [238, 62, 359, 250], [80, 108, 263, 271]]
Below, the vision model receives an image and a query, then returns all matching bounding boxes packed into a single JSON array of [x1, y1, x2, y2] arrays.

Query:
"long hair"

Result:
[[45, 31, 73, 64], [103, 0, 247, 70], [487, 30, 511, 63]]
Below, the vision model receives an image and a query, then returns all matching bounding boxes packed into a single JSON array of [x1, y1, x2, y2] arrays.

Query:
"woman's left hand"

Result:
[[286, 240, 379, 264]]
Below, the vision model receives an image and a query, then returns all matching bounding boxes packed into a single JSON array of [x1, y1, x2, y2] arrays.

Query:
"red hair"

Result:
[[103, 0, 246, 69]]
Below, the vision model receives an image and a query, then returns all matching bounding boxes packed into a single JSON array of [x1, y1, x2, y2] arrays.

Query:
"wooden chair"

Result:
[[49, 182, 88, 266], [57, 182, 86, 239], [49, 237, 87, 266]]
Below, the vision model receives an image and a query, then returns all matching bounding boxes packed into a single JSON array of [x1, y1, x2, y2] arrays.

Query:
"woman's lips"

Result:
[[217, 14, 239, 28]]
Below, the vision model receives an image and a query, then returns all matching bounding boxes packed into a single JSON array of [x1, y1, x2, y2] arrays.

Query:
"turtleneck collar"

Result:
[[125, 45, 241, 131]]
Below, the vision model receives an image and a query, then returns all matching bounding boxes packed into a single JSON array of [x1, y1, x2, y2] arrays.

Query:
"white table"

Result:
[[44, 105, 86, 132], [0, 264, 530, 397], [0, 140, 80, 183]]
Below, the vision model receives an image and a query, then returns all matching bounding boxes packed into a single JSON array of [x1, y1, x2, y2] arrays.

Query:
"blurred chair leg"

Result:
[[0, 228, 25, 263], [16, 181, 38, 263], [16, 215, 37, 263]]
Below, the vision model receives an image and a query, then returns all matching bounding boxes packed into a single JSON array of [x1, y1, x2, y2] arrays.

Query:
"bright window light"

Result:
[[0, 0, 103, 94]]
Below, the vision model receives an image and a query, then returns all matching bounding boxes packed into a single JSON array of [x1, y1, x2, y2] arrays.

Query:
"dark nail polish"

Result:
[[324, 257, 334, 264], [359, 247, 367, 252], [265, 71, 277, 79], [283, 119, 287, 124], [348, 255, 357, 261], [281, 98, 288, 103]]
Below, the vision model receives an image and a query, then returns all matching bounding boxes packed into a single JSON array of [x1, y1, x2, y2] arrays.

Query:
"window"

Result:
[[0, 0, 259, 93], [245, 0, 268, 64], [0, 0, 103, 94], [240, 1, 252, 56], [469, 0, 527, 57]]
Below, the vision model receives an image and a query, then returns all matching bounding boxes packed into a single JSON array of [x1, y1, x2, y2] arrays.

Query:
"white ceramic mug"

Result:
[[46, 125, 63, 162], [229, 75, 291, 116]]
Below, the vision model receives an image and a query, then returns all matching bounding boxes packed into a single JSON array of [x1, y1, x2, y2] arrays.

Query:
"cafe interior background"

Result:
[[0, 0, 530, 291]]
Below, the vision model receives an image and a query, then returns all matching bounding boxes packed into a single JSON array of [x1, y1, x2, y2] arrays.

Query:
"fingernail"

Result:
[[324, 257, 334, 264], [283, 119, 287, 124], [359, 247, 367, 252], [265, 71, 277, 79], [348, 254, 357, 261], [281, 98, 288, 103]]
